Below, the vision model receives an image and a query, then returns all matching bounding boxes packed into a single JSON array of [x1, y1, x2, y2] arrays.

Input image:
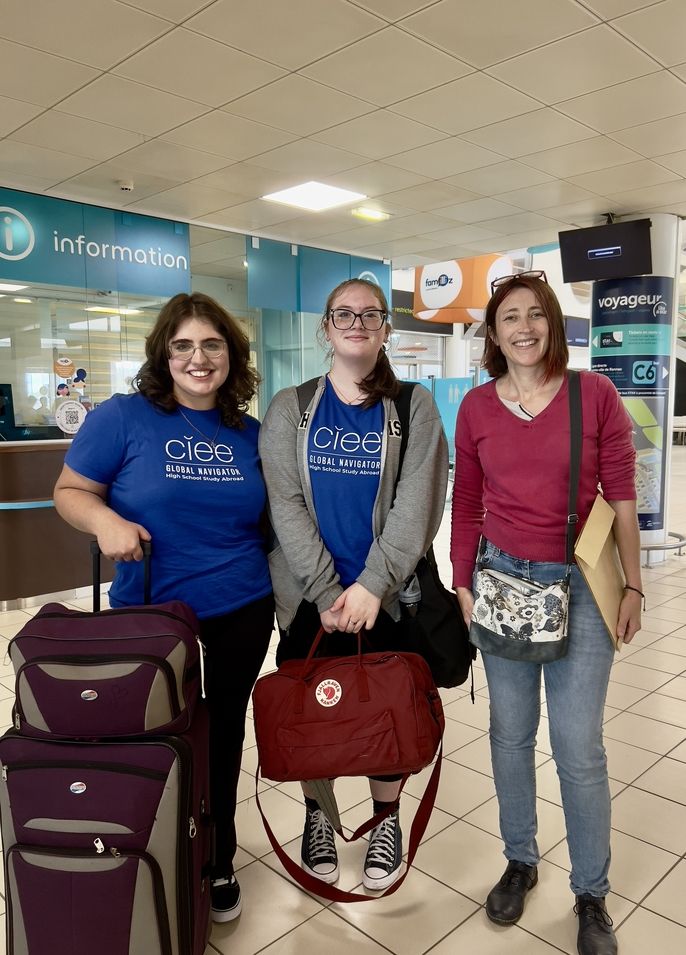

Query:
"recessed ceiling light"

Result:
[[0, 283, 28, 292], [351, 207, 391, 222], [262, 181, 366, 212], [85, 306, 141, 315], [14, 297, 33, 304]]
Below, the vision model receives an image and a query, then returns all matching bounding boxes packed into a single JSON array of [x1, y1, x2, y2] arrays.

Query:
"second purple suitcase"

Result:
[[0, 706, 212, 955]]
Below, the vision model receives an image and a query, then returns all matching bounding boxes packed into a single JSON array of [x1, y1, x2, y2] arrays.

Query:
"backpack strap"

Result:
[[295, 376, 320, 425], [393, 381, 417, 499]]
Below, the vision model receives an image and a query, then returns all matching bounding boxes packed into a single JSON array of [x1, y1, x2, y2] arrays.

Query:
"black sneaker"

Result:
[[575, 894, 617, 955], [363, 811, 403, 890], [211, 875, 242, 922], [301, 807, 339, 883]]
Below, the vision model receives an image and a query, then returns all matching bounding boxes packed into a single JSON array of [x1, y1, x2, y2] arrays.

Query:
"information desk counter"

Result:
[[0, 441, 113, 608]]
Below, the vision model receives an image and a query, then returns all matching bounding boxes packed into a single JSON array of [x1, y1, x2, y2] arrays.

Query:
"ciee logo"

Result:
[[425, 273, 452, 289], [632, 360, 657, 385], [0, 206, 35, 261], [315, 679, 342, 707]]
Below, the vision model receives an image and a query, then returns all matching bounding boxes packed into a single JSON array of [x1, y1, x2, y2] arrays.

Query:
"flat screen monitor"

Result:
[[558, 219, 652, 283], [0, 383, 15, 429], [565, 316, 590, 347]]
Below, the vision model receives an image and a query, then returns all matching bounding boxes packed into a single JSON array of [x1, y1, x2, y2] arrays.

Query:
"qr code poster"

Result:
[[55, 400, 87, 435]]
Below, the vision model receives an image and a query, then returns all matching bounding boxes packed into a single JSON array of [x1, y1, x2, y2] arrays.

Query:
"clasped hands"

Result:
[[320, 582, 381, 634]]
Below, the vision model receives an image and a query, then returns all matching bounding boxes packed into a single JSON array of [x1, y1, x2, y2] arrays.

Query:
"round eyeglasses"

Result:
[[329, 308, 387, 330], [168, 339, 226, 360], [490, 270, 548, 295]]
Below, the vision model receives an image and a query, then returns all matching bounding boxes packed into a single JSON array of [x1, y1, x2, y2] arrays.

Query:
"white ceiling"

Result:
[[2, 0, 686, 281]]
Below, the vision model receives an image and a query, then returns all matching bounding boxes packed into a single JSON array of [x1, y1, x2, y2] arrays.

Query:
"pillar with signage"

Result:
[[589, 214, 680, 558]]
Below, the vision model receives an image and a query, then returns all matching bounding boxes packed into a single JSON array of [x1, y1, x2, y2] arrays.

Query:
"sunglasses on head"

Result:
[[490, 270, 548, 295]]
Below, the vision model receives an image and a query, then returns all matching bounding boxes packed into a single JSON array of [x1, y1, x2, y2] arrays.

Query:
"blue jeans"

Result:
[[476, 540, 615, 897]]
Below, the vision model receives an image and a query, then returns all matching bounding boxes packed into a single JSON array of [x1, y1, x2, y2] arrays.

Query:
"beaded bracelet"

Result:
[[624, 584, 646, 609]]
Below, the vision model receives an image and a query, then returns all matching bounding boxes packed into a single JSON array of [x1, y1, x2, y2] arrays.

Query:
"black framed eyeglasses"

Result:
[[329, 308, 387, 330], [490, 270, 548, 295]]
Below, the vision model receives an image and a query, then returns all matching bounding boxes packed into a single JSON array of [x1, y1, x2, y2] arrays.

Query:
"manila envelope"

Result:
[[574, 495, 625, 651]]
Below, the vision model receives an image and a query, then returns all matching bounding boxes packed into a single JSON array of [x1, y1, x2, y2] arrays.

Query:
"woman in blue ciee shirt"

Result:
[[54, 292, 274, 924]]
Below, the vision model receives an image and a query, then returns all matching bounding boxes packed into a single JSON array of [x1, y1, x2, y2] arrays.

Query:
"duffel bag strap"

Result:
[[254, 745, 442, 903]]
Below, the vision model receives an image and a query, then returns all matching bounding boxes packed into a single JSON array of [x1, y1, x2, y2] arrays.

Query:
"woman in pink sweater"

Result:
[[451, 272, 642, 955]]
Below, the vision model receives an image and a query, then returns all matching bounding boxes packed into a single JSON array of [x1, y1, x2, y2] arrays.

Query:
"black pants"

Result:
[[199, 592, 275, 878], [277, 600, 404, 785]]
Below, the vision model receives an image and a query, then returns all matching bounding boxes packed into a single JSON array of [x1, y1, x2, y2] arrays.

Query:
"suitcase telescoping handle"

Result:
[[89, 539, 152, 612]]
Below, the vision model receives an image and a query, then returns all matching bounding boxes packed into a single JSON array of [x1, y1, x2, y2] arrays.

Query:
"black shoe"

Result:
[[301, 807, 339, 883], [363, 810, 403, 890], [575, 894, 617, 955], [486, 860, 538, 925], [211, 875, 242, 922]]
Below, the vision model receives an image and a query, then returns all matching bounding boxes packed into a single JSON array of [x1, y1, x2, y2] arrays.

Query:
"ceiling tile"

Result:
[[114, 29, 285, 107], [113, 141, 229, 180], [431, 197, 525, 223], [123, 1, 212, 21], [610, 113, 686, 158], [53, 164, 180, 205], [126, 182, 244, 218], [0, 0, 169, 70], [222, 75, 374, 137], [2, 171, 61, 193], [301, 26, 472, 108], [583, 1, 657, 15], [0, 38, 99, 107], [249, 140, 367, 176], [181, 233, 246, 263], [556, 72, 686, 133], [58, 75, 207, 136], [604, 179, 686, 206], [265, 214, 370, 242], [354, 0, 435, 19], [190, 225, 227, 246], [419, 243, 490, 260], [444, 161, 554, 195], [0, 96, 43, 137], [377, 181, 481, 210], [534, 197, 616, 226], [0, 141, 96, 184], [477, 211, 568, 236], [385, 137, 503, 177], [650, 151, 686, 178], [401, 0, 598, 68], [313, 110, 446, 159], [416, 224, 500, 245], [356, 235, 450, 257], [9, 112, 144, 161], [613, 0, 686, 67], [201, 200, 301, 231], [463, 109, 596, 158], [493, 181, 600, 212], [487, 25, 659, 104], [567, 160, 680, 195], [186, 0, 385, 70], [162, 112, 296, 161], [390, 74, 540, 135], [521, 136, 641, 177], [193, 164, 306, 199], [390, 253, 437, 268], [671, 63, 686, 83], [323, 163, 428, 197]]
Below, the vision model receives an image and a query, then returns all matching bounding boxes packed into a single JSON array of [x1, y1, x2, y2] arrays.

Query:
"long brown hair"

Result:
[[482, 275, 568, 381], [135, 292, 259, 427], [321, 278, 399, 407]]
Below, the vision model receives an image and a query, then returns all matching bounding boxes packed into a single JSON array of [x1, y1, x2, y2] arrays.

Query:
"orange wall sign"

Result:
[[413, 254, 513, 323]]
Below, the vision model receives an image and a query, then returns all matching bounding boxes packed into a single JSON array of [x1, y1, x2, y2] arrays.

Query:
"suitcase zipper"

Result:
[[6, 842, 173, 955], [1, 759, 168, 782], [27, 605, 197, 635], [14, 653, 182, 724]]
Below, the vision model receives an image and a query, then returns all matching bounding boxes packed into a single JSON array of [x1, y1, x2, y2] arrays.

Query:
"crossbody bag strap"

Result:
[[566, 370, 583, 566]]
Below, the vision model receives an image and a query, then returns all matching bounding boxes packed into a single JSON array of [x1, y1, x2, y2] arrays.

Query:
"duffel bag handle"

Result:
[[255, 744, 442, 903]]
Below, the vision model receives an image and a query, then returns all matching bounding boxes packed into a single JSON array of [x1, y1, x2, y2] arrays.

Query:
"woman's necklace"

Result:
[[177, 406, 223, 448], [328, 374, 364, 405]]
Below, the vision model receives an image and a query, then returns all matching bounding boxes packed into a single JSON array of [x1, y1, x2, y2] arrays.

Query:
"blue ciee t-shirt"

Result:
[[308, 379, 383, 587], [65, 393, 271, 619]]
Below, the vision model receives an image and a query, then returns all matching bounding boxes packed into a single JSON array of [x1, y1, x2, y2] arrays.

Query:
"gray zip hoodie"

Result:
[[259, 376, 449, 629]]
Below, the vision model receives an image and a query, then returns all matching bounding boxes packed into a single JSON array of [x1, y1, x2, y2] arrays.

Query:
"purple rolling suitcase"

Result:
[[0, 705, 212, 955], [8, 543, 203, 740]]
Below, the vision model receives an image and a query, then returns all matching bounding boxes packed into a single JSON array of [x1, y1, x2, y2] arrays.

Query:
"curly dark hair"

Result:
[[320, 278, 399, 408], [134, 292, 259, 428], [482, 275, 568, 382]]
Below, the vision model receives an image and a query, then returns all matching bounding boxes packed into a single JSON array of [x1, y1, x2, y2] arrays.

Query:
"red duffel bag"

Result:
[[252, 628, 444, 783]]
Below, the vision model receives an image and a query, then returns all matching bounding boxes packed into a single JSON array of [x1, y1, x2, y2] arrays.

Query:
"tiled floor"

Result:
[[1, 448, 685, 954]]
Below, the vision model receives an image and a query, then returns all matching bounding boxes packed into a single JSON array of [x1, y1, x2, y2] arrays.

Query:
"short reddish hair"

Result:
[[482, 275, 568, 381]]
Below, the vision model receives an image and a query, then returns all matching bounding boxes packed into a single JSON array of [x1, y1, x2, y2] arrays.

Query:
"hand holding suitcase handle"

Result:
[[90, 539, 152, 611]]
